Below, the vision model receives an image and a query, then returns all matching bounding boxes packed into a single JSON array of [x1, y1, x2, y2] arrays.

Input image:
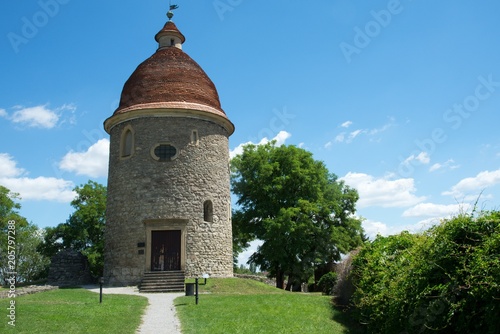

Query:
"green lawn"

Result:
[[176, 278, 358, 334], [0, 288, 148, 334]]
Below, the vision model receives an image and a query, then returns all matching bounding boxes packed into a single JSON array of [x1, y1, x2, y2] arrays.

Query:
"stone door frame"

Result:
[[143, 219, 188, 272]]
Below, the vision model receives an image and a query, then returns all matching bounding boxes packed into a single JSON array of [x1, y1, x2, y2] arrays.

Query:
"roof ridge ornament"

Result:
[[167, 3, 179, 21]]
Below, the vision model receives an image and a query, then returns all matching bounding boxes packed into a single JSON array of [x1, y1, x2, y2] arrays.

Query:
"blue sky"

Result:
[[2, 1, 500, 264]]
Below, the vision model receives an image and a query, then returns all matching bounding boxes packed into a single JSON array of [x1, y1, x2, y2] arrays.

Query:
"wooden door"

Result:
[[151, 230, 181, 271]]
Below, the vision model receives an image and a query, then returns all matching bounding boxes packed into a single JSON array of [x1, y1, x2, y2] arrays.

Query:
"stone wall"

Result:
[[47, 249, 92, 286], [104, 115, 233, 285], [234, 274, 276, 287]]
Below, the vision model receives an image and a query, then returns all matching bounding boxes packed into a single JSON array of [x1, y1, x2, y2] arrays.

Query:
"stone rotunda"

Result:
[[103, 9, 235, 286]]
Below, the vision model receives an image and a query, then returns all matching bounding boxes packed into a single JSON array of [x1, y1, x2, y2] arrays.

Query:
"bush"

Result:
[[317, 271, 337, 295], [350, 211, 500, 334]]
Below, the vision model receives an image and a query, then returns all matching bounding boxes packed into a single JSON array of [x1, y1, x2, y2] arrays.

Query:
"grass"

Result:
[[0, 288, 148, 334], [184, 277, 284, 295], [176, 278, 360, 334]]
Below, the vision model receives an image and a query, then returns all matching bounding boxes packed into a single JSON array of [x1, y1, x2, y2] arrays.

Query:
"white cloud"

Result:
[[0, 108, 7, 118], [0, 153, 25, 178], [429, 159, 460, 172], [0, 154, 76, 202], [333, 130, 362, 144], [402, 203, 463, 218], [11, 105, 59, 128], [429, 163, 442, 172], [324, 141, 332, 149], [362, 218, 432, 240], [230, 131, 291, 159], [362, 219, 389, 239], [368, 118, 395, 135], [341, 172, 426, 208], [442, 169, 500, 198], [334, 133, 345, 143], [6, 104, 76, 129], [350, 129, 362, 140], [403, 151, 430, 166], [362, 217, 442, 240], [403, 217, 441, 234], [332, 119, 395, 145], [59, 139, 110, 178], [0, 177, 76, 202], [273, 130, 291, 146]]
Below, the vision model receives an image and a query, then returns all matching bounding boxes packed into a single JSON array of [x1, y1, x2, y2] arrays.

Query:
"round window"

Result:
[[153, 144, 177, 161]]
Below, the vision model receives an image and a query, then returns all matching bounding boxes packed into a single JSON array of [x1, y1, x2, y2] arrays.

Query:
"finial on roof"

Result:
[[167, 4, 179, 21]]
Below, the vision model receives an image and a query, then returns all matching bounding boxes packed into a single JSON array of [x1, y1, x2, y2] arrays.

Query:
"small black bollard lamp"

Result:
[[202, 273, 210, 285], [99, 277, 104, 303], [195, 278, 199, 305]]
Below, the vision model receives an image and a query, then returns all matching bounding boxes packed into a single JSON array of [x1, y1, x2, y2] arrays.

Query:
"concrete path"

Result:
[[83, 285, 184, 334]]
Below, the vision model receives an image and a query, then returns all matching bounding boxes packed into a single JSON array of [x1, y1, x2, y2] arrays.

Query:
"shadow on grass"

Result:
[[331, 304, 365, 334]]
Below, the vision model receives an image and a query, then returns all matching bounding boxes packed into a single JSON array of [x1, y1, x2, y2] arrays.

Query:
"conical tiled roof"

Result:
[[105, 18, 233, 134], [114, 46, 224, 115]]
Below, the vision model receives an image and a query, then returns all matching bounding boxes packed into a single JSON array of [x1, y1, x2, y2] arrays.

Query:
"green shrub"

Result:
[[318, 271, 337, 295], [350, 211, 500, 334], [351, 231, 423, 333]]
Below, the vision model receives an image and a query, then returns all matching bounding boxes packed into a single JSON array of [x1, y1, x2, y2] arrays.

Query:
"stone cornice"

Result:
[[104, 102, 235, 135]]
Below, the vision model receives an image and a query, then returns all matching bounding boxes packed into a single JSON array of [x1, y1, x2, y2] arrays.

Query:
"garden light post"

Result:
[[195, 278, 199, 305], [99, 277, 104, 303], [202, 273, 209, 285]]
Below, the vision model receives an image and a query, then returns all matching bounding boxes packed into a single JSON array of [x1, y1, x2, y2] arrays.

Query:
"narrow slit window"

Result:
[[204, 200, 213, 223], [191, 130, 199, 145]]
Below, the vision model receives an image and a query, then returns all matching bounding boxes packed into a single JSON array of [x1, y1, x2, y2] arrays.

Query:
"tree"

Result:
[[231, 143, 364, 289], [0, 185, 50, 284], [39, 181, 106, 278], [232, 210, 252, 268]]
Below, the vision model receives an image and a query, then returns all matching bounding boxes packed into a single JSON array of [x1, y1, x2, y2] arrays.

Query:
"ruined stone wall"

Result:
[[47, 249, 92, 286], [104, 115, 233, 285]]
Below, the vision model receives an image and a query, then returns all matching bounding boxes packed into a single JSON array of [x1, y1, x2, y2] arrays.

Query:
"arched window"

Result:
[[204, 200, 213, 223], [120, 127, 134, 158]]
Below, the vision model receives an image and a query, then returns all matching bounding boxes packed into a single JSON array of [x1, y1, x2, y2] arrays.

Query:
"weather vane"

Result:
[[167, 3, 179, 21]]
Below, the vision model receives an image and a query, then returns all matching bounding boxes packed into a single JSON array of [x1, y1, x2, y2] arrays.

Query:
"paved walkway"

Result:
[[83, 285, 184, 334]]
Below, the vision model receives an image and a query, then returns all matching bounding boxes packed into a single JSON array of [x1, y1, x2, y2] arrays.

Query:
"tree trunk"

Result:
[[275, 269, 284, 289], [285, 274, 293, 291]]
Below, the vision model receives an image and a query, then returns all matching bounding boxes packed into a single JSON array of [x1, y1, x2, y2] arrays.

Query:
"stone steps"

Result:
[[139, 271, 185, 293]]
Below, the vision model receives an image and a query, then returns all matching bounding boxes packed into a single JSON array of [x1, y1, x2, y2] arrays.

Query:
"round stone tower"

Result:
[[103, 11, 235, 285]]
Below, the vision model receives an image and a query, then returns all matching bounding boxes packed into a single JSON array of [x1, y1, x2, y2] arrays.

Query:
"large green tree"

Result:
[[231, 143, 364, 289], [0, 185, 50, 284], [39, 181, 106, 278]]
